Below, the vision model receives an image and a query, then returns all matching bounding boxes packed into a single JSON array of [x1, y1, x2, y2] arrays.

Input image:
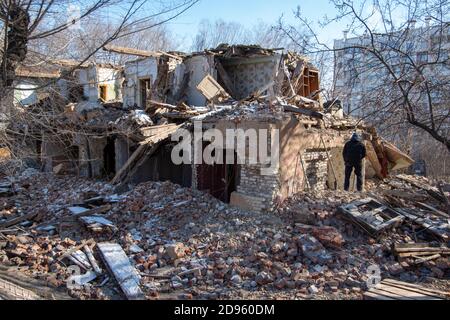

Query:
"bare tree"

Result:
[[190, 18, 294, 52], [1, 0, 199, 84], [277, 0, 450, 152], [0, 0, 199, 171]]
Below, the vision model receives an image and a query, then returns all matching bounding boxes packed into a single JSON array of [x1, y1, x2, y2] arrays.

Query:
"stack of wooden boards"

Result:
[[364, 279, 449, 300], [393, 243, 450, 265]]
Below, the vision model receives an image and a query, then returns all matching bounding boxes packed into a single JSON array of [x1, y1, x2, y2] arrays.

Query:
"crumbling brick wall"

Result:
[[233, 163, 281, 212], [302, 148, 329, 191]]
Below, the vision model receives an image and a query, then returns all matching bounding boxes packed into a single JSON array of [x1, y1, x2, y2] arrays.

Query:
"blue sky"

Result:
[[166, 0, 345, 49]]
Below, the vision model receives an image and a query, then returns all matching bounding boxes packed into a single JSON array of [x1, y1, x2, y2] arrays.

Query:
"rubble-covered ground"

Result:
[[0, 169, 448, 300]]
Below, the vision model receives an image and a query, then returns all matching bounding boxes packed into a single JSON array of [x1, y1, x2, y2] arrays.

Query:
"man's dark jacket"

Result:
[[343, 137, 366, 166]]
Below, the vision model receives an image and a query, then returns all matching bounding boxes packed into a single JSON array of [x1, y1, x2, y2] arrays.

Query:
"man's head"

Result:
[[351, 132, 361, 142]]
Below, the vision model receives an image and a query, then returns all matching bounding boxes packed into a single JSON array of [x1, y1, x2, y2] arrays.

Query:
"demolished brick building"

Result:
[[5, 45, 414, 213]]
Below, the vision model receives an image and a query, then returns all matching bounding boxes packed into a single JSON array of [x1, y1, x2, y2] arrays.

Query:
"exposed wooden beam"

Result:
[[103, 45, 161, 58]]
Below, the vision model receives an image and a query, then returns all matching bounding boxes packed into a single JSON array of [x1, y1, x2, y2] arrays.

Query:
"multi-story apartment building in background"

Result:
[[333, 20, 450, 119], [333, 20, 450, 177]]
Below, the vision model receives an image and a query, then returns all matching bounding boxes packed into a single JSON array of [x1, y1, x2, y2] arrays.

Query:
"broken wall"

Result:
[[123, 57, 159, 108], [219, 55, 281, 99], [78, 65, 122, 103], [278, 117, 354, 200], [182, 55, 216, 106], [197, 119, 281, 212], [41, 132, 78, 173], [74, 134, 107, 178], [13, 78, 68, 106]]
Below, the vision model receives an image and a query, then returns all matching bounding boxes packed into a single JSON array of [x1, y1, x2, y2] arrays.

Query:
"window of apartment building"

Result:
[[417, 52, 429, 64]]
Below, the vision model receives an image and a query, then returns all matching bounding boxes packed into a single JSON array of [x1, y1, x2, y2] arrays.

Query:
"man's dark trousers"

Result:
[[344, 163, 363, 191]]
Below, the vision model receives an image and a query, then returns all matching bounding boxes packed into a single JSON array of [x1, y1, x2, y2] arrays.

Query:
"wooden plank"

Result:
[[111, 143, 147, 185], [215, 60, 236, 97], [84, 245, 102, 275], [376, 283, 440, 300], [68, 250, 92, 271], [103, 44, 160, 58], [369, 287, 415, 300], [382, 279, 449, 298], [57, 239, 95, 262], [111, 125, 181, 185], [282, 104, 324, 119], [363, 291, 395, 300], [413, 254, 441, 265], [97, 243, 145, 300], [394, 247, 450, 254], [0, 212, 38, 228], [366, 141, 383, 179], [415, 202, 449, 218]]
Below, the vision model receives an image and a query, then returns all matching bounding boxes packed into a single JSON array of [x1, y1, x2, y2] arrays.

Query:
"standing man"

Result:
[[343, 132, 366, 191]]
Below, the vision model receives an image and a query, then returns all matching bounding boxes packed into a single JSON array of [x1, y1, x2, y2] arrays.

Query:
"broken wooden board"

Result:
[[395, 208, 449, 241], [97, 242, 145, 300], [383, 141, 414, 171], [84, 245, 102, 275], [111, 125, 181, 185], [196, 74, 230, 103], [415, 202, 449, 219], [215, 60, 236, 97], [364, 279, 448, 300], [396, 175, 447, 204], [393, 243, 449, 264], [0, 211, 38, 229], [103, 44, 161, 58], [382, 189, 429, 202], [337, 198, 404, 237], [365, 141, 383, 179], [282, 104, 324, 119], [68, 250, 92, 271]]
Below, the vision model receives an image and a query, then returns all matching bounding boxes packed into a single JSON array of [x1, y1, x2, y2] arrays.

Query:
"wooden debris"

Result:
[[68, 250, 92, 271], [97, 242, 145, 300], [0, 181, 13, 196], [84, 245, 102, 275], [396, 175, 447, 204], [337, 198, 404, 237], [282, 104, 324, 119], [215, 60, 236, 97], [57, 239, 95, 262], [396, 208, 449, 241], [111, 125, 181, 185], [196, 74, 231, 103], [364, 279, 448, 300], [415, 202, 449, 218], [103, 44, 161, 58], [393, 243, 450, 263], [0, 211, 39, 229]]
